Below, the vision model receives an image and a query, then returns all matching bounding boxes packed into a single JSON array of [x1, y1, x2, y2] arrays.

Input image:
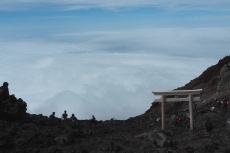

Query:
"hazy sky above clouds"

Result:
[[0, 1, 230, 120]]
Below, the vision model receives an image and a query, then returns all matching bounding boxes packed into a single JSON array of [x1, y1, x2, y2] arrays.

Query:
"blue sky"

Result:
[[0, 1, 230, 120]]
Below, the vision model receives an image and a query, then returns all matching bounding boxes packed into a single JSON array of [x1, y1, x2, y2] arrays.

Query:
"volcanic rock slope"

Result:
[[1, 56, 230, 153]]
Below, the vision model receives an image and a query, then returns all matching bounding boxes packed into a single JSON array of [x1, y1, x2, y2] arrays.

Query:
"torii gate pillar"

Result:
[[189, 94, 194, 130], [161, 95, 165, 131]]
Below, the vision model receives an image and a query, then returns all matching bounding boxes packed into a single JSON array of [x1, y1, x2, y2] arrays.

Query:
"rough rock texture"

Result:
[[1, 55, 230, 153], [178, 55, 230, 100], [146, 55, 230, 114]]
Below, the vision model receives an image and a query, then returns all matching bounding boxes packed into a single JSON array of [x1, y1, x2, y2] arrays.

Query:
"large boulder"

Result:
[[0, 95, 27, 120]]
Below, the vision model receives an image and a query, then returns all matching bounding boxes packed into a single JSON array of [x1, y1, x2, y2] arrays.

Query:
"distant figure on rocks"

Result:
[[17, 98, 27, 115], [0, 82, 10, 103], [194, 103, 197, 109], [62, 110, 68, 120], [49, 112, 55, 119], [70, 114, 78, 122], [175, 117, 182, 127], [91, 115, 97, 123], [222, 97, 229, 112], [205, 117, 212, 132], [215, 98, 221, 107]]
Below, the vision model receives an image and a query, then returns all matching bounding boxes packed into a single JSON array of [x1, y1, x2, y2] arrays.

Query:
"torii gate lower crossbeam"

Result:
[[152, 89, 202, 131]]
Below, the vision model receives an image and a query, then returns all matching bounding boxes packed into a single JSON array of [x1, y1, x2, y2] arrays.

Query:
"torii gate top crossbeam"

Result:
[[152, 89, 202, 96]]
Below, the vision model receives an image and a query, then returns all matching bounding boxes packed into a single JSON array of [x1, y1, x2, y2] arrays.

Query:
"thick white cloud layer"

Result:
[[0, 27, 225, 120]]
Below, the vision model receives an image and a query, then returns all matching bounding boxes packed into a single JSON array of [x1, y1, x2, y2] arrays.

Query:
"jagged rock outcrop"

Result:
[[181, 56, 230, 99], [0, 95, 27, 121], [217, 61, 230, 96]]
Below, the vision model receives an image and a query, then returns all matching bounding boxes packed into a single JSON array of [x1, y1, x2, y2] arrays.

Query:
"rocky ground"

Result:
[[1, 56, 230, 153], [0, 93, 230, 153], [1, 101, 230, 153]]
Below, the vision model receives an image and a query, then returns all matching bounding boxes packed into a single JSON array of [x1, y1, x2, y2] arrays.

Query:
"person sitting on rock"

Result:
[[49, 112, 55, 119], [17, 98, 27, 116], [205, 117, 212, 132], [91, 115, 97, 123], [0, 82, 10, 103], [222, 97, 229, 112], [62, 110, 68, 120], [70, 113, 78, 122]]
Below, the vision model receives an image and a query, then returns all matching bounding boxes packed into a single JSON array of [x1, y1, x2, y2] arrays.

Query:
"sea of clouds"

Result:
[[0, 27, 229, 120]]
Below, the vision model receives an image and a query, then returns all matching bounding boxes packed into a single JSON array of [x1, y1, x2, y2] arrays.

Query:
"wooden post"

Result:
[[161, 95, 165, 131], [189, 94, 194, 130]]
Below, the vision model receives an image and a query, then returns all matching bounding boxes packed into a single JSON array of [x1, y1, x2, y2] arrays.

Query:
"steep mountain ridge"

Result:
[[178, 55, 230, 99], [145, 55, 230, 114]]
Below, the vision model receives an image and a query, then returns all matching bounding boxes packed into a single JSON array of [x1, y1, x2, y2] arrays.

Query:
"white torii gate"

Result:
[[152, 89, 202, 131]]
